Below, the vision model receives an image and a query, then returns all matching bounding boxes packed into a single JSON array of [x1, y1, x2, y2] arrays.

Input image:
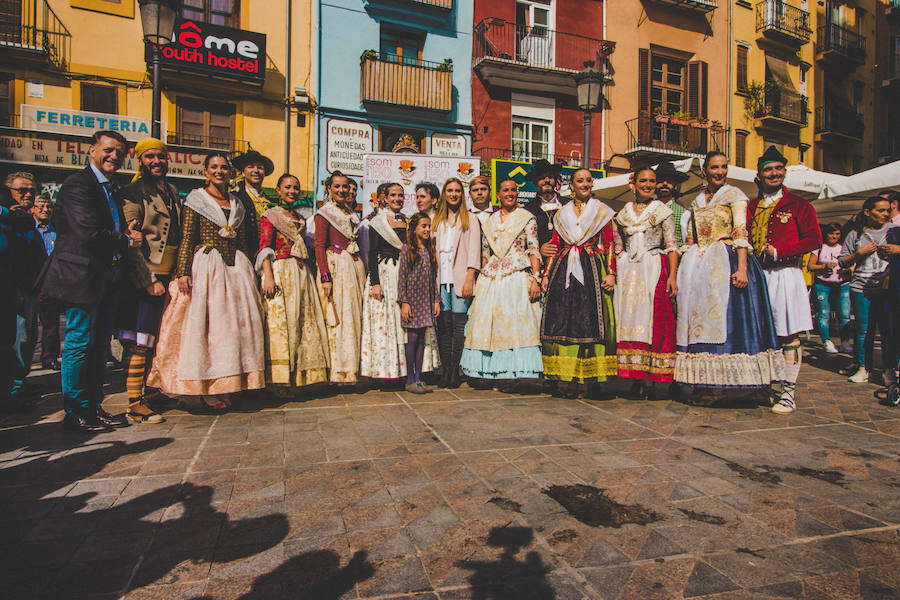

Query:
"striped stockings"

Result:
[[125, 346, 150, 402]]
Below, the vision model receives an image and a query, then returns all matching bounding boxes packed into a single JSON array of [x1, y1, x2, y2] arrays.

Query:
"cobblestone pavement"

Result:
[[2, 349, 899, 600]]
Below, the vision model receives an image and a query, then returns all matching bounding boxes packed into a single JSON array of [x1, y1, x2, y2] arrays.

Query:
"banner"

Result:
[[491, 159, 605, 204], [361, 153, 480, 217], [0, 132, 207, 179]]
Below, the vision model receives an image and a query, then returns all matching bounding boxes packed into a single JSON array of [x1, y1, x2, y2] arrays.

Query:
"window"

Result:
[[176, 97, 236, 149], [511, 119, 551, 162], [799, 145, 808, 164], [650, 56, 685, 117], [735, 131, 748, 168], [182, 0, 240, 28], [736, 45, 749, 93], [379, 29, 423, 65], [852, 81, 863, 111], [515, 0, 553, 66], [0, 2, 22, 44], [81, 84, 117, 114], [0, 73, 11, 127]]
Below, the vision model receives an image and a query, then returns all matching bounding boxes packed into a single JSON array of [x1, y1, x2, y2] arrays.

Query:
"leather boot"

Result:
[[449, 313, 468, 389], [436, 311, 452, 387]]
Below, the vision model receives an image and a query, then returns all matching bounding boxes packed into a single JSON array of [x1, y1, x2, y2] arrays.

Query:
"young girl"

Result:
[[432, 178, 482, 388], [839, 197, 895, 384], [398, 212, 441, 394], [808, 223, 851, 355]]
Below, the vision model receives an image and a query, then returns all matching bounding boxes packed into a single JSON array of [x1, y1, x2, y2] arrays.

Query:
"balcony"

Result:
[[815, 106, 864, 144], [816, 24, 866, 69], [756, 88, 808, 131], [472, 147, 604, 170], [360, 53, 452, 112], [625, 115, 728, 160], [473, 18, 615, 95], [755, 1, 811, 48], [166, 132, 251, 154], [644, 0, 718, 14], [0, 0, 70, 71], [887, 0, 900, 25], [883, 49, 900, 88]]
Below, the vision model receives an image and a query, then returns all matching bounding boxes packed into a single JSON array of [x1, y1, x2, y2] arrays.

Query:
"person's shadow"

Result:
[[458, 526, 555, 600]]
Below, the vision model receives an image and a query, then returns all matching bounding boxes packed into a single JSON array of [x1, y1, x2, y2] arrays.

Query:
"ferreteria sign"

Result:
[[156, 19, 266, 85], [0, 133, 206, 179], [20, 105, 163, 142]]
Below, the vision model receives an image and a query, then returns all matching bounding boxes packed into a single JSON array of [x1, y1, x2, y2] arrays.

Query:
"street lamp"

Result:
[[138, 0, 178, 139], [575, 60, 604, 169]]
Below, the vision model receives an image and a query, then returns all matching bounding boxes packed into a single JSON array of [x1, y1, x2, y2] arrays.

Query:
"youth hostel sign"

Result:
[[156, 19, 266, 85], [0, 133, 206, 179], [21, 105, 162, 142]]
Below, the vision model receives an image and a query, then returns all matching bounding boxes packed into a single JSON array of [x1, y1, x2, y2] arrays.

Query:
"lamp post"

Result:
[[575, 61, 604, 169], [138, 0, 178, 140]]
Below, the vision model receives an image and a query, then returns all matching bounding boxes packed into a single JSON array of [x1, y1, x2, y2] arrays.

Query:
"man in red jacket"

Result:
[[748, 146, 822, 414]]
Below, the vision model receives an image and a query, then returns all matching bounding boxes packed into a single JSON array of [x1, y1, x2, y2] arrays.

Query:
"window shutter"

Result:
[[639, 48, 650, 113], [736, 46, 748, 92], [687, 60, 708, 118], [735, 131, 748, 168]]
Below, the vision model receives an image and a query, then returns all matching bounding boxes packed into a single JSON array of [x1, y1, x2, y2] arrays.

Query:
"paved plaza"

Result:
[[2, 349, 900, 600]]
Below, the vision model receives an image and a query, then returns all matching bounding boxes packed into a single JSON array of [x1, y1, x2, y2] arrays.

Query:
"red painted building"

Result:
[[471, 0, 613, 169]]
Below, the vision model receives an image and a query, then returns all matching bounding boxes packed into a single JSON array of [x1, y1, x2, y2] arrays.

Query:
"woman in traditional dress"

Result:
[[314, 171, 366, 385], [461, 178, 543, 390], [432, 178, 482, 388], [675, 152, 784, 399], [613, 166, 679, 399], [540, 168, 617, 398], [360, 182, 439, 382], [147, 152, 265, 412], [257, 174, 330, 392]]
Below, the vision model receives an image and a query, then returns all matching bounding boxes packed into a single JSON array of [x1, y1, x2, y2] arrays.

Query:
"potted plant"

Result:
[[743, 81, 766, 120], [436, 58, 453, 72], [691, 116, 710, 129], [710, 119, 724, 131], [653, 107, 670, 124], [670, 111, 691, 126], [360, 49, 377, 62]]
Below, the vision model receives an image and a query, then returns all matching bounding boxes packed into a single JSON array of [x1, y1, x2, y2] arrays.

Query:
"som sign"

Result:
[[158, 19, 267, 84]]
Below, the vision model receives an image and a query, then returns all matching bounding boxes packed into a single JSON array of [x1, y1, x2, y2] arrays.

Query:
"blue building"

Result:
[[314, 0, 473, 200]]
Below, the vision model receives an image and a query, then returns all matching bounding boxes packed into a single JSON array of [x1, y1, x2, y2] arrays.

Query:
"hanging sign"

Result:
[[155, 18, 267, 84], [20, 105, 163, 142]]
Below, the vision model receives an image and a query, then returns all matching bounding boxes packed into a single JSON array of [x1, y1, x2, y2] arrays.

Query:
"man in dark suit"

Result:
[[38, 130, 143, 432]]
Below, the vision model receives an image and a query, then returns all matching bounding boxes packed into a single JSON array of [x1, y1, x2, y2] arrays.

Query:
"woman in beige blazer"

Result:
[[431, 178, 481, 388]]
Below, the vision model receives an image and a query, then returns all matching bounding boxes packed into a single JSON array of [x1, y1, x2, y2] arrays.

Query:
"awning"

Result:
[[765, 56, 797, 92]]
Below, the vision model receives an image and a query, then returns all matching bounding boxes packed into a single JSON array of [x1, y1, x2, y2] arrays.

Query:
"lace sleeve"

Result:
[[661, 214, 678, 253], [525, 216, 540, 257], [730, 199, 752, 250]]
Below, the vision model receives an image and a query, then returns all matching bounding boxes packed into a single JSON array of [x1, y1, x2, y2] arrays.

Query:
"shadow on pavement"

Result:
[[458, 526, 555, 600]]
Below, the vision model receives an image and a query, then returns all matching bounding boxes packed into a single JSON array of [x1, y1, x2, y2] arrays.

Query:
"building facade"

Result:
[[471, 0, 612, 170], [604, 0, 731, 174], [314, 0, 473, 201], [0, 0, 314, 195], [875, 0, 900, 165], [809, 0, 876, 175], [729, 0, 817, 170]]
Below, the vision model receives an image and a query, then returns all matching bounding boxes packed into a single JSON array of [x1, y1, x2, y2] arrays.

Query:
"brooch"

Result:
[[776, 211, 792, 224], [218, 225, 237, 239]]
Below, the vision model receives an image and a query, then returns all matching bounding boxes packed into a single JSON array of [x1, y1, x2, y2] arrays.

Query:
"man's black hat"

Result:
[[232, 150, 275, 176], [526, 159, 563, 182], [757, 145, 788, 172], [653, 161, 689, 184]]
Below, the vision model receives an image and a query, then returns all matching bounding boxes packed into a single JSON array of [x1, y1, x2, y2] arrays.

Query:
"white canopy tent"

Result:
[[822, 160, 900, 203], [567, 158, 852, 217]]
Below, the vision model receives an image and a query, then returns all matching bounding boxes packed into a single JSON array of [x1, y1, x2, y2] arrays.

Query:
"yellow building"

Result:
[[0, 0, 313, 196], [730, 0, 818, 170]]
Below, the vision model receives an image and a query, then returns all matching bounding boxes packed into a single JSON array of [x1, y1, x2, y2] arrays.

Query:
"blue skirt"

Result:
[[460, 346, 543, 380], [675, 247, 784, 388]]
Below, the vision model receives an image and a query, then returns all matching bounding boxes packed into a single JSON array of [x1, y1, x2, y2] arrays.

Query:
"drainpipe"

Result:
[[284, 0, 292, 173], [313, 0, 322, 206], [727, 0, 733, 158], [600, 0, 608, 170]]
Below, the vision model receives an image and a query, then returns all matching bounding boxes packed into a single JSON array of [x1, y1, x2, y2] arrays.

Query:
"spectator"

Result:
[[31, 194, 61, 371], [415, 182, 439, 220], [38, 130, 144, 432], [5, 171, 38, 209], [808, 223, 851, 355]]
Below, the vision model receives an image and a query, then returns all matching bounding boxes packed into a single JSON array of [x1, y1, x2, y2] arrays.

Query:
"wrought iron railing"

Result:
[[763, 87, 808, 125], [815, 106, 863, 140], [755, 1, 811, 43], [0, 0, 71, 70], [409, 0, 452, 8], [817, 24, 866, 62], [472, 146, 604, 170], [645, 0, 718, 13], [626, 116, 728, 158], [166, 132, 251, 153], [473, 18, 615, 72], [360, 53, 452, 112]]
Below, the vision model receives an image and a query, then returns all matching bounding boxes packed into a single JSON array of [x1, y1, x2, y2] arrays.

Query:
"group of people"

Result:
[[2, 128, 897, 433]]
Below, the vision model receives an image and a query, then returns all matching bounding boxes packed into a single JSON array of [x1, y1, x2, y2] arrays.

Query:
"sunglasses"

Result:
[[11, 187, 37, 195]]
